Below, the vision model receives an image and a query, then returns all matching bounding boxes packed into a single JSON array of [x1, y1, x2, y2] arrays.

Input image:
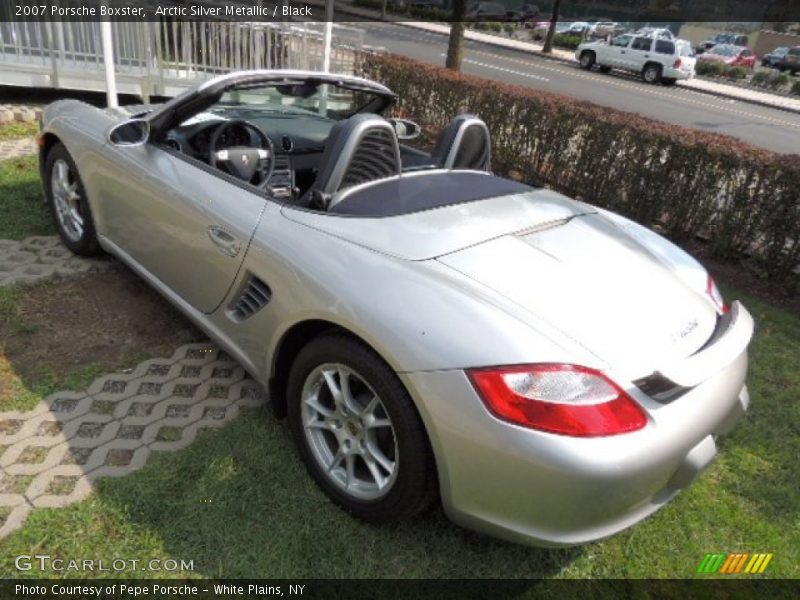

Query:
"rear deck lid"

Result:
[[282, 180, 595, 261], [438, 213, 719, 375]]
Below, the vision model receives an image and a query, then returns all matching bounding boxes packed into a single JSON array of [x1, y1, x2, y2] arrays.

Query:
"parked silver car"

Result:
[[38, 70, 753, 547]]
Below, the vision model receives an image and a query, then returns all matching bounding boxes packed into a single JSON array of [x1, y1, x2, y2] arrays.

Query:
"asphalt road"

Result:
[[357, 22, 800, 155]]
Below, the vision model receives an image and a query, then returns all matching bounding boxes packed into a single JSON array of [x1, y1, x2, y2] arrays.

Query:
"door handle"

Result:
[[644, 54, 650, 58], [620, 50, 626, 54], [207, 226, 241, 258]]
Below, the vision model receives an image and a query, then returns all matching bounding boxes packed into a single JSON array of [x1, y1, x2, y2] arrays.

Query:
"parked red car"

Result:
[[697, 44, 756, 68]]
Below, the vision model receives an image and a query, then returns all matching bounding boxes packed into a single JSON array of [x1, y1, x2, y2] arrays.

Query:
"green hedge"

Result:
[[553, 34, 583, 50], [360, 53, 800, 287]]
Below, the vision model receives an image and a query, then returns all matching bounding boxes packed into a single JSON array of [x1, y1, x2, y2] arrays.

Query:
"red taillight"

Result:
[[673, 58, 683, 68], [706, 275, 728, 314], [467, 364, 647, 437]]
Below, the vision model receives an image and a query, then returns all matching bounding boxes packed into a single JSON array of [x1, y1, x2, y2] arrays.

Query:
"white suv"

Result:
[[575, 34, 696, 85]]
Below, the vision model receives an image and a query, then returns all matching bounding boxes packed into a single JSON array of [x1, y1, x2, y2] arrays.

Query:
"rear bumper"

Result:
[[402, 337, 750, 547], [663, 66, 694, 80]]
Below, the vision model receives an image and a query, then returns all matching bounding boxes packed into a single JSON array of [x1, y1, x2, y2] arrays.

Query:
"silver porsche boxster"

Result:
[[38, 70, 754, 547]]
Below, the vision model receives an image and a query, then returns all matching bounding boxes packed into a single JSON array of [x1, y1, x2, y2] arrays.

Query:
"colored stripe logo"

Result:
[[696, 553, 773, 574]]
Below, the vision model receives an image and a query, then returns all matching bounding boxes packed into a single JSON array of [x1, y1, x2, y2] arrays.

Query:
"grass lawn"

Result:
[[0, 120, 38, 142], [0, 155, 52, 240], [0, 156, 797, 579]]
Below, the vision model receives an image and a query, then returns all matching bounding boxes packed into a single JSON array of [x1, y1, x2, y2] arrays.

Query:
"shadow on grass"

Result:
[[92, 408, 580, 579]]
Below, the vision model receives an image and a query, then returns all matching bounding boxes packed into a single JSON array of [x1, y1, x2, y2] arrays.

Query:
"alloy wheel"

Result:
[[301, 363, 398, 501], [50, 158, 84, 242]]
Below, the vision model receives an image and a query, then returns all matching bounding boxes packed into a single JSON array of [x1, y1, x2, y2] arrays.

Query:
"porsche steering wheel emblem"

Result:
[[241, 154, 249, 166]]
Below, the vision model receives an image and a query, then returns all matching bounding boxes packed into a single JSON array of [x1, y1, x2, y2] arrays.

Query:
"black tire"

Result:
[[287, 333, 437, 522], [579, 51, 595, 70], [598, 65, 612, 73], [642, 63, 662, 84], [661, 77, 677, 86], [44, 144, 100, 256]]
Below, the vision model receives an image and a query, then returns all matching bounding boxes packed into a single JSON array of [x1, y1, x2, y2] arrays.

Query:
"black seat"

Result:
[[300, 114, 401, 210], [431, 114, 491, 172]]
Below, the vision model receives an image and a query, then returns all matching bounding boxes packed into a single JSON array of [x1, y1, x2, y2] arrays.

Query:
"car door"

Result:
[[606, 34, 633, 68], [627, 36, 654, 71], [91, 141, 267, 314]]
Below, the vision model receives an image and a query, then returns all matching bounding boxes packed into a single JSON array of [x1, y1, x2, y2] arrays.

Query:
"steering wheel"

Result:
[[208, 120, 275, 188]]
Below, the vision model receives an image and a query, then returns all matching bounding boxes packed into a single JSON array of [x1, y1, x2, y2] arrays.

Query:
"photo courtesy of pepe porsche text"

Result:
[[12, 582, 308, 598]]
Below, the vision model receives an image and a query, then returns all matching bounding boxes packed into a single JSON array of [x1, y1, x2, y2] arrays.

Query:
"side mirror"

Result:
[[389, 118, 421, 140], [108, 119, 149, 147]]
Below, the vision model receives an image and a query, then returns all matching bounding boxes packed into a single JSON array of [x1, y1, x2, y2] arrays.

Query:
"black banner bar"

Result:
[[2, 579, 799, 600], [3, 0, 800, 23]]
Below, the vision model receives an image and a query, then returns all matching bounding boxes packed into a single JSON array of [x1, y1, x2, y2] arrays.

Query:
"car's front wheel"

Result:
[[287, 333, 436, 522], [579, 51, 596, 69], [44, 144, 100, 256]]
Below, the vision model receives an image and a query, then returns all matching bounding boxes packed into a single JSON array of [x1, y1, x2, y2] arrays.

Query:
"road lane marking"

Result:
[[439, 53, 549, 81]]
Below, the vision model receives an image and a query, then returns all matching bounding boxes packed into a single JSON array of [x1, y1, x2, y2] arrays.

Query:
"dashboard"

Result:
[[165, 119, 260, 158]]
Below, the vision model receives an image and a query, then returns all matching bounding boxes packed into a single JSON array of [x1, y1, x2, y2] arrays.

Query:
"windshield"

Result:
[[212, 83, 385, 122], [711, 45, 738, 57]]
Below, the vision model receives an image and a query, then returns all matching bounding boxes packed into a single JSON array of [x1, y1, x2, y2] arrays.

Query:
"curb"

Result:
[[677, 81, 800, 116]]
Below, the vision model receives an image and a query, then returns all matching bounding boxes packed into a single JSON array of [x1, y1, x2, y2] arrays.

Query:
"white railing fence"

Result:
[[0, 10, 367, 98]]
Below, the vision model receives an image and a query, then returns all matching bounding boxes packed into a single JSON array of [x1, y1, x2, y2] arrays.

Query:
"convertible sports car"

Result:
[[38, 70, 754, 547]]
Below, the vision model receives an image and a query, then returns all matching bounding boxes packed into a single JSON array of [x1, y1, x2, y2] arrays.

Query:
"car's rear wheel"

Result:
[[642, 63, 662, 84], [287, 333, 436, 522], [45, 144, 100, 256], [579, 51, 596, 70], [598, 65, 612, 73]]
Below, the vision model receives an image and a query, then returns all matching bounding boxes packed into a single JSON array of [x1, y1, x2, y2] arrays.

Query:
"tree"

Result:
[[542, 0, 562, 54], [446, 0, 468, 70]]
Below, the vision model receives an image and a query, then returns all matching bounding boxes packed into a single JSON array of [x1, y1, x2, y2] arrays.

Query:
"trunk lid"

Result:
[[437, 213, 718, 376], [283, 188, 594, 261]]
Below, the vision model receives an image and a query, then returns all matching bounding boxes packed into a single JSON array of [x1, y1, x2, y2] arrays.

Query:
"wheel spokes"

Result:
[[366, 439, 395, 476], [51, 159, 84, 242], [364, 455, 387, 490], [302, 362, 398, 500], [55, 160, 70, 191]]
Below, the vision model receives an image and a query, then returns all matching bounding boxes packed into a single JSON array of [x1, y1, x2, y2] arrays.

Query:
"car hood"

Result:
[[282, 189, 596, 261], [437, 212, 718, 375]]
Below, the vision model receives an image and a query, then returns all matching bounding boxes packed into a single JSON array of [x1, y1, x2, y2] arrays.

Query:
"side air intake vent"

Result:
[[230, 276, 271, 321]]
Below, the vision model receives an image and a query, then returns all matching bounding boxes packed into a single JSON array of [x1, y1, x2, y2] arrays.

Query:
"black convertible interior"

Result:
[[159, 80, 504, 214]]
